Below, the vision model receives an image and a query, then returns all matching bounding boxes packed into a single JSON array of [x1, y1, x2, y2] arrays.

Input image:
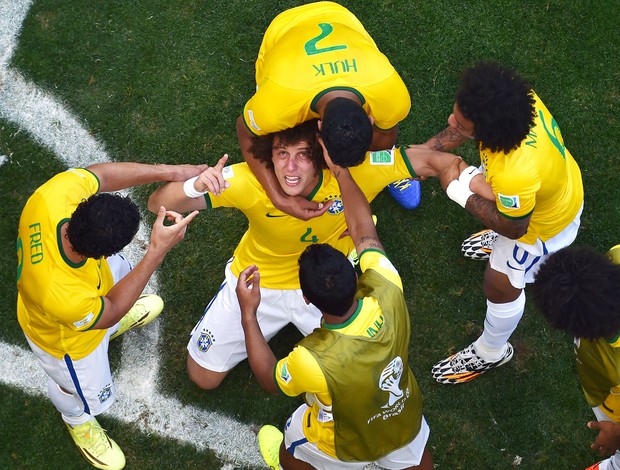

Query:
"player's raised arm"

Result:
[[147, 154, 229, 214], [320, 139, 382, 255], [88, 162, 209, 193]]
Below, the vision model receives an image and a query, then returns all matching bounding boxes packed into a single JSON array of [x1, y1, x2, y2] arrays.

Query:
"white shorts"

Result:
[[25, 330, 116, 417], [187, 259, 322, 372], [489, 205, 582, 288], [23, 252, 132, 418], [283, 404, 430, 470]]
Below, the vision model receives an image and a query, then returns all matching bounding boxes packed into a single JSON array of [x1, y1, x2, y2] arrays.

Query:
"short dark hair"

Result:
[[249, 119, 326, 174], [320, 97, 372, 167], [298, 244, 357, 317], [531, 247, 620, 339], [67, 193, 140, 259], [456, 61, 535, 154]]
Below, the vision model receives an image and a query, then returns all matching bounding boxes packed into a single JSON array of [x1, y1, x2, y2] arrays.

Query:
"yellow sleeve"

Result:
[[275, 346, 328, 397], [359, 249, 403, 291]]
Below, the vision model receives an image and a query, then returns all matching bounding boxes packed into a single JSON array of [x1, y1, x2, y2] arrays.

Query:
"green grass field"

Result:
[[1, 0, 619, 468]]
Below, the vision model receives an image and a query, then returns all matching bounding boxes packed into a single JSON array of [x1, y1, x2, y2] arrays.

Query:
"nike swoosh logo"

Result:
[[265, 212, 286, 218]]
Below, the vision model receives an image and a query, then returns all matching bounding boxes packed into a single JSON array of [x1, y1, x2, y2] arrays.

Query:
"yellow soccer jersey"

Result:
[[480, 93, 583, 244], [16, 169, 114, 360], [274, 250, 403, 458], [243, 1, 410, 136], [206, 147, 415, 289], [575, 248, 620, 420]]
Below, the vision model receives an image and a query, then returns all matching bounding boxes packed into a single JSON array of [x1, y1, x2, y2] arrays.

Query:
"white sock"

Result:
[[476, 291, 525, 360]]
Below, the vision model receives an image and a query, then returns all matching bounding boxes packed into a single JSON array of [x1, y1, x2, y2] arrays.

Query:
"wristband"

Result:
[[458, 165, 482, 190], [183, 176, 208, 198], [446, 179, 474, 208]]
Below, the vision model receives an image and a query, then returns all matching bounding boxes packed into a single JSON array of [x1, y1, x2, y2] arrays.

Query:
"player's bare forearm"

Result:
[[465, 194, 530, 239], [89, 162, 208, 193], [148, 181, 207, 214], [424, 126, 471, 152], [241, 316, 279, 394], [369, 126, 398, 151], [332, 166, 383, 253]]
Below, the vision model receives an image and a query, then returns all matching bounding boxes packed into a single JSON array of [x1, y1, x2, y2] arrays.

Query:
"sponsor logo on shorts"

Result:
[[198, 329, 215, 352], [498, 193, 520, 209], [327, 199, 344, 215], [98, 384, 112, 403], [369, 149, 394, 165]]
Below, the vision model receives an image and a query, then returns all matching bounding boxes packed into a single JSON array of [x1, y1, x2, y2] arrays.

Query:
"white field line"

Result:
[[0, 1, 262, 466]]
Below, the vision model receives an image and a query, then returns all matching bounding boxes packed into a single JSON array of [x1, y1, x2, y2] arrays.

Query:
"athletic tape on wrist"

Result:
[[446, 179, 474, 208], [458, 165, 482, 190], [183, 176, 208, 198]]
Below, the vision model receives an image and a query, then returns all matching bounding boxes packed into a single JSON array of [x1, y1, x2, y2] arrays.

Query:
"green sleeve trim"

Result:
[[397, 146, 418, 179], [273, 363, 286, 395], [310, 87, 365, 112], [204, 193, 213, 210], [359, 247, 387, 259], [498, 208, 533, 221], [85, 297, 105, 331], [56, 218, 86, 268], [82, 167, 101, 193], [241, 113, 260, 137]]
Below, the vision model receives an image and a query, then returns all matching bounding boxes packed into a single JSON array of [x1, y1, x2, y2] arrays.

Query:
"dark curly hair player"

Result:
[[425, 61, 584, 386], [532, 245, 620, 470], [456, 61, 536, 154], [16, 160, 204, 469], [67, 193, 140, 259]]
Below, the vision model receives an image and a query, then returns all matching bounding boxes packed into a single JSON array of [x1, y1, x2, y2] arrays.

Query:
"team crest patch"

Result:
[[197, 329, 216, 352], [369, 149, 394, 165], [279, 362, 292, 384], [327, 199, 344, 215], [98, 384, 112, 403], [498, 193, 520, 209]]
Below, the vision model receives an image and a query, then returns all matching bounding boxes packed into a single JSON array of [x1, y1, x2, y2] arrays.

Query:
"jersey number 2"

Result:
[[304, 23, 347, 56]]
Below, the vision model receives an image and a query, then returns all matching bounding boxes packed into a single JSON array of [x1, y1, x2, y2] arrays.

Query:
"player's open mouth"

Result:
[[284, 176, 301, 185]]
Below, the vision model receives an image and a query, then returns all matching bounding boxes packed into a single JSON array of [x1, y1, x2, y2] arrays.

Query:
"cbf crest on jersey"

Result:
[[327, 198, 344, 215]]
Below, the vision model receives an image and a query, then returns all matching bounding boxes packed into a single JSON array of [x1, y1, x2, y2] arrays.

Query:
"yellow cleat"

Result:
[[110, 294, 164, 340], [66, 418, 125, 469], [258, 425, 283, 470]]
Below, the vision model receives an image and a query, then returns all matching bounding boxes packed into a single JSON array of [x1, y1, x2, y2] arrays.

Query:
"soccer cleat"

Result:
[[258, 425, 283, 470], [432, 342, 514, 384], [387, 178, 422, 210], [110, 294, 164, 340], [66, 418, 126, 469], [461, 229, 499, 260]]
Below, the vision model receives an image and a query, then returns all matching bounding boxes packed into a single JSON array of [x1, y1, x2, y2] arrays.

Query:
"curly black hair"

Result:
[[298, 243, 356, 317], [531, 247, 620, 339], [66, 193, 140, 259], [249, 119, 326, 175], [321, 97, 372, 167], [456, 61, 535, 154]]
